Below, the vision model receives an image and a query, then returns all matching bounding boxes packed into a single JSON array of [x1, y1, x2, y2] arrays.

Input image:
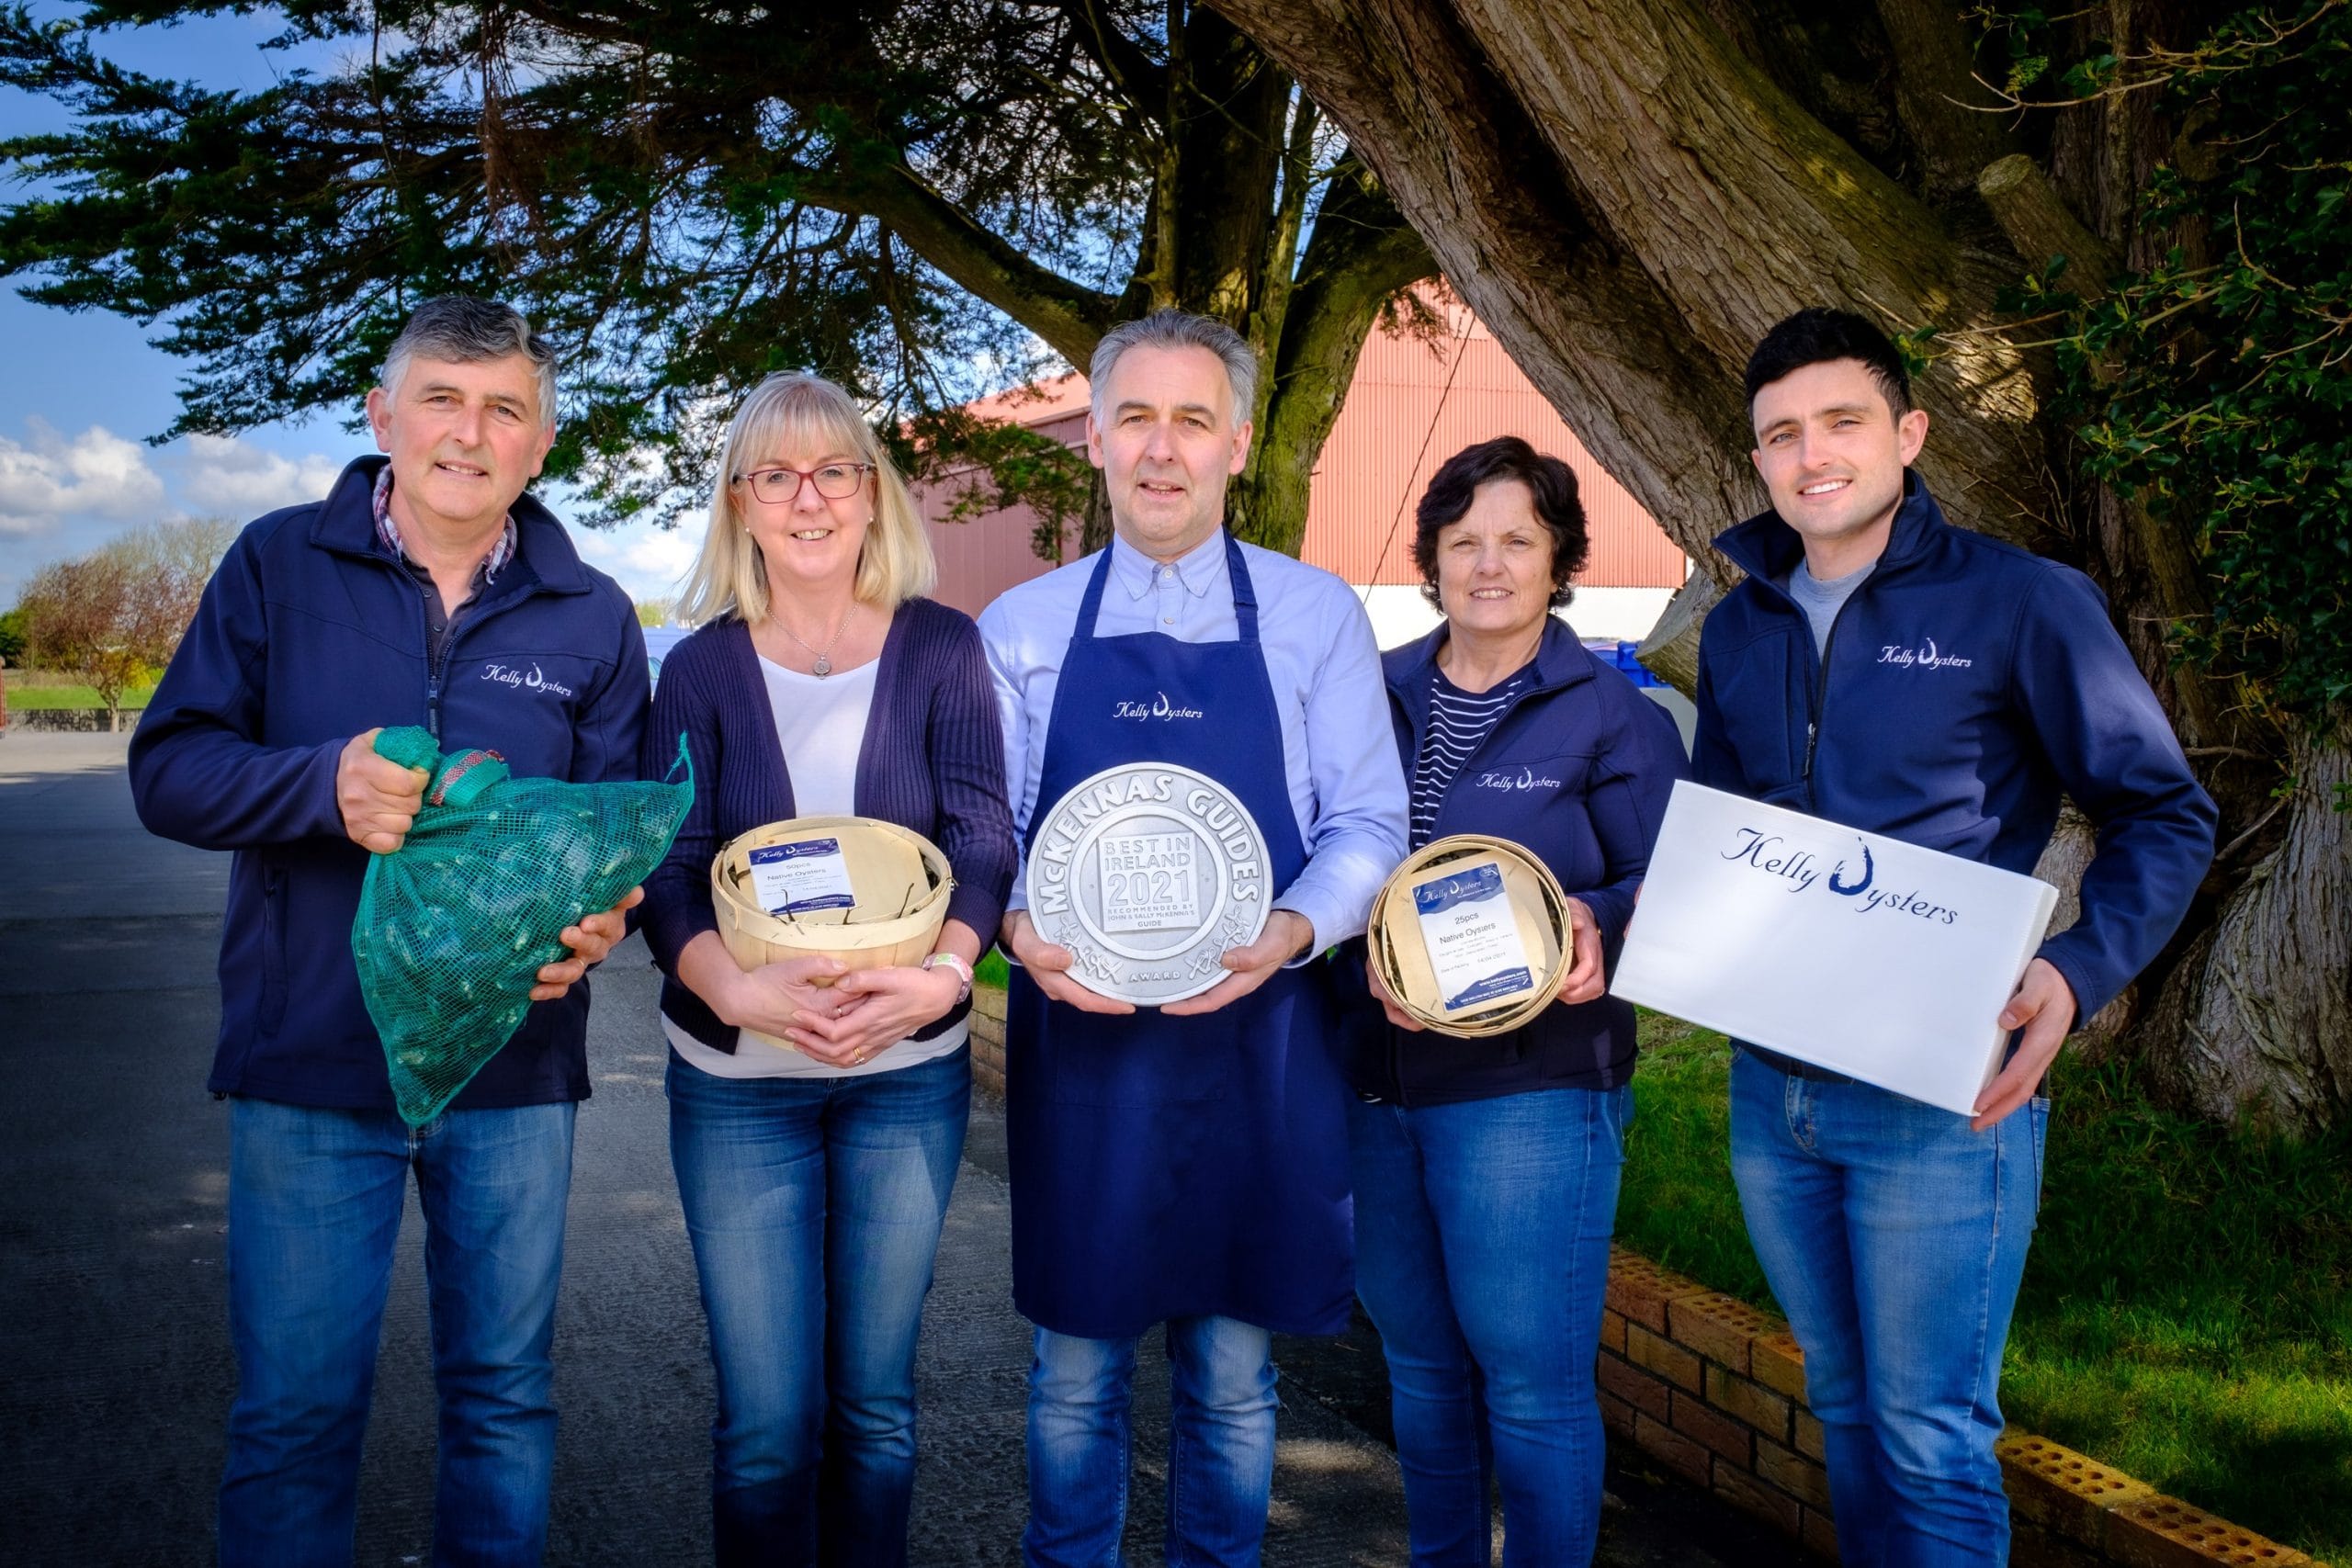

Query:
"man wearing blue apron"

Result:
[[978, 310, 1408, 1566]]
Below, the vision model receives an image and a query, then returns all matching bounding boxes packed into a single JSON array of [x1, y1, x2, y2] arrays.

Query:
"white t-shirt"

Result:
[[664, 652, 968, 1079]]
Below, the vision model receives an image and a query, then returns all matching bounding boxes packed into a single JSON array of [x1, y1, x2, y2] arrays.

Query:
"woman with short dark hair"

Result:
[[1343, 434, 1689, 1565]]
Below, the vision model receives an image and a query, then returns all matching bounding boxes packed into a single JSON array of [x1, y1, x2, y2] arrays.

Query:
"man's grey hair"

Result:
[[379, 297, 559, 427], [1089, 309, 1259, 425]]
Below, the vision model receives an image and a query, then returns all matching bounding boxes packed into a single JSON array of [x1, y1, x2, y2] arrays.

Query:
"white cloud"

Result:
[[171, 434, 346, 519], [0, 422, 348, 605], [566, 513, 702, 610], [0, 419, 167, 537]]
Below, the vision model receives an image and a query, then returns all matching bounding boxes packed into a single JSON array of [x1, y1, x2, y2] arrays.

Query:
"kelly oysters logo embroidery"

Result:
[[1113, 691, 1205, 722], [481, 661, 575, 699], [1879, 636, 1973, 671], [1475, 765, 1565, 793], [1720, 827, 1960, 925]]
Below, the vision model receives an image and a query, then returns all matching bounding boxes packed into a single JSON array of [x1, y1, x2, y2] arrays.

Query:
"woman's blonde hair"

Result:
[[675, 372, 936, 626]]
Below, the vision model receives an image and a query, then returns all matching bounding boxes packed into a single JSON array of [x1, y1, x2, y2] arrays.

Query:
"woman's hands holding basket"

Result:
[[790, 964, 966, 1065], [1555, 897, 1605, 1006], [1368, 893, 1608, 1031], [1363, 956, 1426, 1033], [713, 953, 850, 1042]]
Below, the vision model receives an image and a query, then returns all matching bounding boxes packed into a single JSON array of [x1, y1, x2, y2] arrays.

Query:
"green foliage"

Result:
[[2005, 1, 2352, 725], [0, 606, 25, 664], [1619, 1019, 2352, 1562], [896, 401, 1095, 561], [1614, 1013, 1768, 1302], [0, 0, 1080, 525], [0, 2, 1415, 558]]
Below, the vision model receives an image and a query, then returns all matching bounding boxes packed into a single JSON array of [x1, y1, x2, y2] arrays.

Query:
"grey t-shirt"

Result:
[[1783, 558, 1875, 659]]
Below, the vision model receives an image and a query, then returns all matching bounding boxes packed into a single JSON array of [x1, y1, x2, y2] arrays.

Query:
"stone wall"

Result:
[[4, 708, 136, 733]]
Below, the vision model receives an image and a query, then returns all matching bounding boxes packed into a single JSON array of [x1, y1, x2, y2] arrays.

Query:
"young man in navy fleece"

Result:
[[1692, 307, 2215, 1566]]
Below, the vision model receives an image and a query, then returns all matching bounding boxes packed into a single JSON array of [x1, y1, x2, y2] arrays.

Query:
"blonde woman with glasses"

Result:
[[637, 372, 1016, 1565]]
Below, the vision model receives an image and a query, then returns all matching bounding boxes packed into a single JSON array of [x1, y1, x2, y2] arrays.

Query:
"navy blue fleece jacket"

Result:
[[1693, 473, 2215, 1021]]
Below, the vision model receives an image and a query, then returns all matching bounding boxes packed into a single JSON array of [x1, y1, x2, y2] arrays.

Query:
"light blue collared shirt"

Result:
[[978, 530, 1409, 952]]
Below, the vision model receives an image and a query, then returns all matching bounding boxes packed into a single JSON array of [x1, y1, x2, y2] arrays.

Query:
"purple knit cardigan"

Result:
[[637, 596, 1017, 1052]]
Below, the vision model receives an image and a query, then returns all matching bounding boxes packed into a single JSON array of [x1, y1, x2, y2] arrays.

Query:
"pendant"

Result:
[[813, 654, 832, 677]]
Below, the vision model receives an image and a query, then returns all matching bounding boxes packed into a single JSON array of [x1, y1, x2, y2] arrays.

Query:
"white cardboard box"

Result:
[[1611, 781, 2059, 1115]]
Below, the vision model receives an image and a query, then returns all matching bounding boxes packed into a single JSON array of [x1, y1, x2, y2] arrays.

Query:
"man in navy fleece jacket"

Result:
[[1692, 308, 2214, 1566], [130, 297, 647, 1566]]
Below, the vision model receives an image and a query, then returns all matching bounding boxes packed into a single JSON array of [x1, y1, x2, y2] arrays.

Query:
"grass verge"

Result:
[[3, 683, 153, 711], [1618, 1014, 2352, 1562]]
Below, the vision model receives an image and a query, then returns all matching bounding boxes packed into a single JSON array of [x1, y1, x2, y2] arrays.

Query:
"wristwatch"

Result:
[[922, 951, 975, 1004]]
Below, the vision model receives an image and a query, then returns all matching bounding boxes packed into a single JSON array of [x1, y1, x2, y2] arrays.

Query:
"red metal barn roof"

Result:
[[914, 302, 1689, 619]]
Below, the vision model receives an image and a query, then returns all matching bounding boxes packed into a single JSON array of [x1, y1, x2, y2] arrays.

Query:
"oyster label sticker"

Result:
[[1413, 863, 1536, 1012], [748, 839, 857, 916], [1095, 831, 1202, 931]]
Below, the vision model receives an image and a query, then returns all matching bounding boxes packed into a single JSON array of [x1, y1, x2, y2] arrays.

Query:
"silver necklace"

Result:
[[778, 605, 853, 677]]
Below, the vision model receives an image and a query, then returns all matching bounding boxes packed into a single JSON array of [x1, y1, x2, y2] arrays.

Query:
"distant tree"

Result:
[[16, 518, 237, 729], [0, 1, 1436, 558], [116, 516, 238, 636], [634, 597, 675, 629], [0, 606, 26, 665], [18, 553, 146, 729]]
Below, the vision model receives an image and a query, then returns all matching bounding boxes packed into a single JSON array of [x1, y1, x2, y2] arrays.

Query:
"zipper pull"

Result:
[[427, 682, 442, 741]]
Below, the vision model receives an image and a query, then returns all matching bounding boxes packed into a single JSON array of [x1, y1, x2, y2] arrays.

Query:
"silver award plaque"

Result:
[[1023, 762, 1272, 1005]]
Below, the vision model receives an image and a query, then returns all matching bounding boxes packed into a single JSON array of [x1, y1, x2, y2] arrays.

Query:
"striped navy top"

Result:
[[1409, 663, 1533, 849]]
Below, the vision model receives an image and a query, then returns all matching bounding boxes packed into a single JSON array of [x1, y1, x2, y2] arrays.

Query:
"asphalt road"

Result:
[[0, 730, 1806, 1567]]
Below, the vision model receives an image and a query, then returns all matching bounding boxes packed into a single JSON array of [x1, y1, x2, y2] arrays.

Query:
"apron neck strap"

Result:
[[1224, 532, 1260, 642]]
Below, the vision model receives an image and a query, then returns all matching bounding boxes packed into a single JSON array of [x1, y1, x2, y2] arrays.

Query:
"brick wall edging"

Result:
[[968, 998, 2317, 1565], [972, 984, 1007, 1097], [1604, 1247, 2317, 1565]]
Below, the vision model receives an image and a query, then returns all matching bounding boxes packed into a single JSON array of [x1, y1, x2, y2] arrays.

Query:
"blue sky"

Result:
[[1, 7, 697, 610]]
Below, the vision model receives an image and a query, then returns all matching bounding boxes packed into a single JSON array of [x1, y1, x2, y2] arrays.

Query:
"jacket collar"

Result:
[[311, 455, 594, 595], [1386, 610, 1597, 700], [1713, 469, 1948, 594]]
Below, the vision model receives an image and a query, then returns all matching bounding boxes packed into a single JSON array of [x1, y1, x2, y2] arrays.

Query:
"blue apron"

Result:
[[1007, 534, 1354, 1339]]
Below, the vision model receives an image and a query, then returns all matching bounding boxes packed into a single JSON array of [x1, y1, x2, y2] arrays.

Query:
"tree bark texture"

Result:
[[727, 5, 1436, 565], [1127, 16, 1438, 554], [2149, 740, 2352, 1126], [1212, 0, 2347, 1131]]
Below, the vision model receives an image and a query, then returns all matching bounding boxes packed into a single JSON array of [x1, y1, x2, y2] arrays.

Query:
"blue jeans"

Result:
[[666, 1047, 969, 1567], [1729, 1050, 2047, 1568], [1023, 1315, 1280, 1568], [1350, 1086, 1631, 1567], [220, 1096, 576, 1568]]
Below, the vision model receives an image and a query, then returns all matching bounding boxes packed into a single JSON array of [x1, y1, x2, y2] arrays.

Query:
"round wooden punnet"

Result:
[[711, 818, 955, 1045], [1368, 834, 1574, 1039]]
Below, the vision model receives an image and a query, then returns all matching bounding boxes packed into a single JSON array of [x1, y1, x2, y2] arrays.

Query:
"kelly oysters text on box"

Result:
[[1611, 783, 2058, 1115]]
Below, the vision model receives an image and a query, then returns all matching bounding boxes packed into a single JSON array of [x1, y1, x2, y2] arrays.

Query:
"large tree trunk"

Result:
[[2143, 738, 2352, 1124], [1098, 11, 1436, 559], [1212, 0, 2347, 1131]]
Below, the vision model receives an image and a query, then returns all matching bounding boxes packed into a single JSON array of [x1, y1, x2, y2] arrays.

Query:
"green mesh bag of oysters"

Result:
[[354, 725, 693, 1125]]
